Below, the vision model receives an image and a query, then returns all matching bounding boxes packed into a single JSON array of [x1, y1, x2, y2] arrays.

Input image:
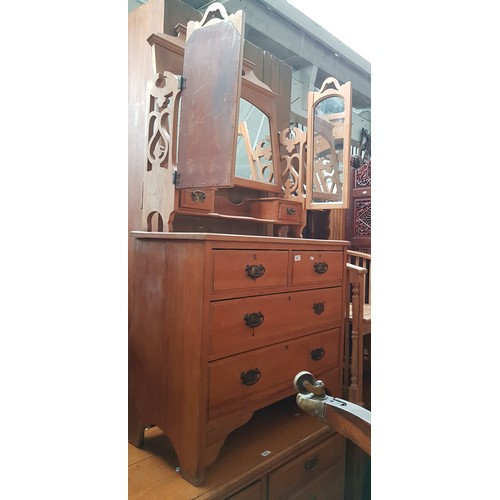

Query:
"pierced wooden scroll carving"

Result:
[[146, 71, 181, 171], [186, 2, 243, 40], [280, 126, 307, 201], [142, 71, 182, 231]]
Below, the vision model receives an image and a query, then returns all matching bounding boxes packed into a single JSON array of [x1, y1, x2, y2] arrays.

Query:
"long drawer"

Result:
[[208, 329, 339, 419], [210, 287, 343, 357]]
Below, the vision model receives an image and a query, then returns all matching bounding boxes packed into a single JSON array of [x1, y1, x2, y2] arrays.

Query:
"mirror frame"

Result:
[[306, 77, 352, 210]]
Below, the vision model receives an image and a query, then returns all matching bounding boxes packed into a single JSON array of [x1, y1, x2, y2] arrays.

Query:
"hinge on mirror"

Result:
[[172, 170, 181, 185], [178, 75, 186, 90]]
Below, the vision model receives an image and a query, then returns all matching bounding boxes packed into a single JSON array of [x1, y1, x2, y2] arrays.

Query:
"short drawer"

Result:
[[291, 251, 343, 285], [249, 198, 302, 223], [179, 188, 215, 211], [212, 250, 288, 292], [277, 201, 301, 222], [210, 287, 343, 356], [208, 329, 339, 419], [268, 433, 345, 500]]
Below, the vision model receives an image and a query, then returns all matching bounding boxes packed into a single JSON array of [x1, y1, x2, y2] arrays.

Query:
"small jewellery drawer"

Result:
[[208, 329, 339, 419], [248, 198, 302, 223], [268, 433, 345, 500], [212, 250, 288, 292], [178, 188, 215, 212], [210, 287, 343, 356], [291, 251, 343, 285], [277, 201, 301, 222]]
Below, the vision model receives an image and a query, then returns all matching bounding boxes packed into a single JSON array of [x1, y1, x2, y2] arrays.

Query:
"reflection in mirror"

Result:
[[311, 95, 345, 203], [235, 98, 276, 185]]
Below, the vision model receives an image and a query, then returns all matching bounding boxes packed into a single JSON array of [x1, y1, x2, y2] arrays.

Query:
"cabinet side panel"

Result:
[[129, 238, 167, 436], [159, 240, 208, 483]]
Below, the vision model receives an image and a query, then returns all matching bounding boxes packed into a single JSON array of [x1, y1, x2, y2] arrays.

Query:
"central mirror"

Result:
[[235, 98, 274, 184]]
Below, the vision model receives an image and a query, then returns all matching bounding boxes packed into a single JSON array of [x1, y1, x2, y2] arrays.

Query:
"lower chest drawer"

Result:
[[210, 287, 343, 357], [268, 433, 345, 500], [208, 329, 339, 419]]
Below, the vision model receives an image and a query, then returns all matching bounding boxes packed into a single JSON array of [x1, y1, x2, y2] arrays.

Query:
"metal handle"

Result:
[[313, 302, 325, 315], [244, 312, 264, 328], [241, 368, 261, 385], [311, 347, 325, 361], [313, 262, 328, 274], [191, 190, 207, 203], [304, 453, 320, 472], [286, 207, 297, 215], [245, 264, 266, 280]]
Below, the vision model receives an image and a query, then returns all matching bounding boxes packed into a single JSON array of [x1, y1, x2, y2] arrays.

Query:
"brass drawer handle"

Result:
[[244, 312, 264, 328], [313, 302, 325, 315], [304, 453, 320, 472], [313, 262, 328, 274], [286, 207, 297, 215], [241, 368, 261, 385], [191, 190, 207, 203], [245, 264, 266, 280], [311, 347, 325, 361]]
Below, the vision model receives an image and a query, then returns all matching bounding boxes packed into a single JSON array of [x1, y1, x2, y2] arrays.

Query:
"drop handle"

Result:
[[304, 454, 320, 472], [241, 368, 261, 385], [191, 190, 207, 203], [311, 347, 325, 361], [286, 207, 297, 215], [245, 264, 266, 280], [314, 262, 328, 274], [313, 302, 325, 315], [244, 312, 264, 328]]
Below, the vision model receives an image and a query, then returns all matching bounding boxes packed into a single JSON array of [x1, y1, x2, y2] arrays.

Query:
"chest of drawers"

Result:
[[129, 232, 348, 486]]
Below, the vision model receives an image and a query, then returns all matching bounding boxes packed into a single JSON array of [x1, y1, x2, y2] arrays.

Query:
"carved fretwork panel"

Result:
[[354, 198, 371, 237], [280, 126, 307, 201], [142, 71, 182, 231], [354, 160, 371, 189]]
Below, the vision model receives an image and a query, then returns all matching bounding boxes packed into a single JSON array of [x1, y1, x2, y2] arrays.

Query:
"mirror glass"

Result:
[[235, 98, 276, 185], [310, 95, 346, 204]]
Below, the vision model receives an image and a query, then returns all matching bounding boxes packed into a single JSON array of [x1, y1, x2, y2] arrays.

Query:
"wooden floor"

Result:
[[129, 389, 371, 499], [129, 396, 343, 499]]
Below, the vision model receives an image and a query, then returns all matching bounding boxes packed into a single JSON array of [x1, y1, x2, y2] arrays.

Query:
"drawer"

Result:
[[212, 250, 288, 292], [291, 251, 343, 285], [179, 188, 215, 212], [210, 287, 343, 356], [283, 460, 345, 500], [268, 433, 345, 500], [208, 329, 339, 419], [249, 198, 302, 223], [226, 479, 265, 500], [277, 201, 301, 222]]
